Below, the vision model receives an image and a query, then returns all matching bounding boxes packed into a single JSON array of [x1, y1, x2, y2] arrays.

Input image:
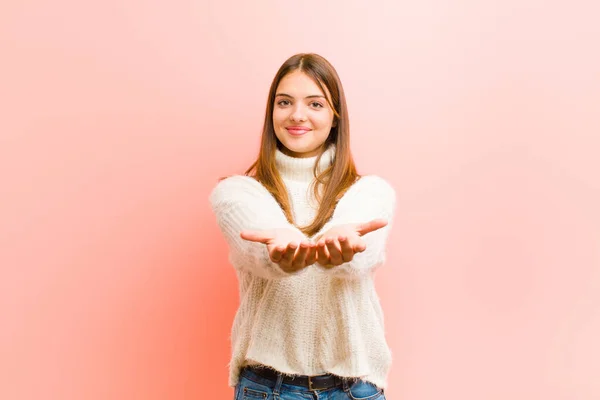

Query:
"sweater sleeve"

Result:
[[312, 175, 396, 279], [209, 175, 308, 279]]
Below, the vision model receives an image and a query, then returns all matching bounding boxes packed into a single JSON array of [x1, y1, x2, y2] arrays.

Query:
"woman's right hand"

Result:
[[240, 228, 317, 273]]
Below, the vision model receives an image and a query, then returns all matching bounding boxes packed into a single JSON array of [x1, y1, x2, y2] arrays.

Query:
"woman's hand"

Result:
[[315, 219, 388, 268], [240, 228, 317, 273]]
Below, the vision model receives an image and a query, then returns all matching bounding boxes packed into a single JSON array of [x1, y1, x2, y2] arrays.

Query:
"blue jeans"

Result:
[[234, 366, 386, 400]]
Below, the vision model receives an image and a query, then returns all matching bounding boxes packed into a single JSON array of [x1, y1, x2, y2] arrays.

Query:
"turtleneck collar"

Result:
[[275, 144, 336, 182]]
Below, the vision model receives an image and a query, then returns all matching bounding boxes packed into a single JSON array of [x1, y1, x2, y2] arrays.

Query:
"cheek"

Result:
[[272, 109, 286, 126], [314, 112, 334, 129]]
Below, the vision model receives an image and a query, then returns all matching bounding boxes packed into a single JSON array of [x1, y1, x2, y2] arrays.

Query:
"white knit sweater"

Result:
[[209, 144, 396, 390]]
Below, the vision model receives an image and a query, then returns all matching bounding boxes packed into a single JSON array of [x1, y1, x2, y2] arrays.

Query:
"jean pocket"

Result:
[[346, 379, 384, 400], [237, 376, 270, 399]]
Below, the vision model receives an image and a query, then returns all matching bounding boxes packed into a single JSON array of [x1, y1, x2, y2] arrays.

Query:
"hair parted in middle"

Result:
[[245, 53, 360, 237]]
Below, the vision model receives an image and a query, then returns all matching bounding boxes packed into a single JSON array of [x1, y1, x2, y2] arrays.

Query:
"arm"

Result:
[[312, 175, 396, 279], [209, 176, 308, 279]]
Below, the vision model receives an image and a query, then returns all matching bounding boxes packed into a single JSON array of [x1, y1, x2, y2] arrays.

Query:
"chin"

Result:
[[279, 143, 312, 156]]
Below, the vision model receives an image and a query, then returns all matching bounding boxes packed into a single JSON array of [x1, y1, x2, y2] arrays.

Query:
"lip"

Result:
[[285, 126, 311, 136]]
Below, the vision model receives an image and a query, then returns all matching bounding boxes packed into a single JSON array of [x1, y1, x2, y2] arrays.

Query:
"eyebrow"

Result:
[[275, 93, 326, 99]]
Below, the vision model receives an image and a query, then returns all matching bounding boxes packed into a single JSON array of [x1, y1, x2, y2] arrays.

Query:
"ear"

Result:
[[332, 118, 338, 128]]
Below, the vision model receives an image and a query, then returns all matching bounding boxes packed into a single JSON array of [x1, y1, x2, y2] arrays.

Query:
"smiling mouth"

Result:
[[286, 127, 311, 136]]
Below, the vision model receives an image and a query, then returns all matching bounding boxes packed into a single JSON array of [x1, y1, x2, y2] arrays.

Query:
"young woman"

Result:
[[210, 53, 395, 400]]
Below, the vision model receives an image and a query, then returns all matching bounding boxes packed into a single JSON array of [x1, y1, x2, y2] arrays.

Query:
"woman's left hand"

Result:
[[315, 219, 388, 268]]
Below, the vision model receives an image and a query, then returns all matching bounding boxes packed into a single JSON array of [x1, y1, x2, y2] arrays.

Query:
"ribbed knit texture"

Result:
[[209, 144, 396, 390]]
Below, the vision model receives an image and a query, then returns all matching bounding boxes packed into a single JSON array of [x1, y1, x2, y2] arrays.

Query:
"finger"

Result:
[[353, 240, 366, 253], [281, 242, 297, 264], [269, 245, 286, 263], [326, 238, 343, 265], [355, 219, 388, 236], [338, 235, 355, 262], [292, 241, 310, 268], [316, 241, 331, 267], [304, 244, 317, 266], [240, 230, 272, 244]]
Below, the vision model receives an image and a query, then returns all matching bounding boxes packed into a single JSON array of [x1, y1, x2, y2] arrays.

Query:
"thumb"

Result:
[[240, 230, 273, 244], [355, 219, 388, 236]]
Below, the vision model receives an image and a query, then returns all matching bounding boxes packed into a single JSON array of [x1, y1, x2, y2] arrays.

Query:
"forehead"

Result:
[[276, 70, 330, 98]]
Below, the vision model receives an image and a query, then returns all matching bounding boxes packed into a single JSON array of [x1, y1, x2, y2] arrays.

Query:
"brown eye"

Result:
[[310, 102, 324, 108], [277, 100, 291, 106]]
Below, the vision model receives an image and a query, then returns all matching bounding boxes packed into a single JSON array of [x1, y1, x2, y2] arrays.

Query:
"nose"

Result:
[[290, 104, 307, 122]]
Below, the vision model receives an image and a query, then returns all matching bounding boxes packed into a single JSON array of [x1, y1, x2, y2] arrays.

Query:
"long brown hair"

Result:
[[245, 53, 359, 237]]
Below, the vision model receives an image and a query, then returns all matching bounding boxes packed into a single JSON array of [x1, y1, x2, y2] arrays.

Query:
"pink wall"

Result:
[[1, 1, 599, 399]]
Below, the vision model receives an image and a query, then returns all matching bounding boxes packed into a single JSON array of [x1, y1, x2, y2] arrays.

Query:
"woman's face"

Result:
[[272, 70, 336, 158]]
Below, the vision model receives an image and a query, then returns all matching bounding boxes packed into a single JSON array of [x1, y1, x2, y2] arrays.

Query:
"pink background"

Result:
[[1, 1, 599, 399]]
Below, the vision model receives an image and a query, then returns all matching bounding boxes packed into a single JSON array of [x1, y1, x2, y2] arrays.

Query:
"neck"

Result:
[[275, 144, 336, 182]]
